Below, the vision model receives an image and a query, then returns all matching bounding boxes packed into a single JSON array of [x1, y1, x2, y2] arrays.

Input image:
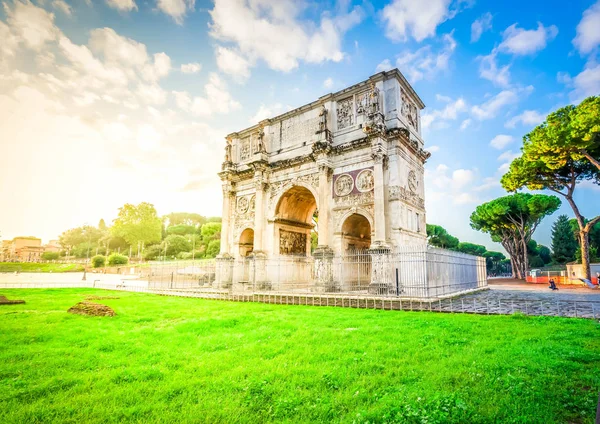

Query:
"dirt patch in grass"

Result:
[[0, 295, 25, 305], [85, 295, 120, 301], [68, 302, 115, 317]]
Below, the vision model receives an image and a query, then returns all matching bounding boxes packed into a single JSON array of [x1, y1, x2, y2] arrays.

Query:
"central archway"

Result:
[[274, 185, 317, 256]]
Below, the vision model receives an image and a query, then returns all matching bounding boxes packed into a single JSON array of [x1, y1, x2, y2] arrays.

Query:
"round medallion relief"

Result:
[[408, 170, 418, 193], [356, 169, 374, 192], [334, 174, 354, 197], [237, 196, 249, 214]]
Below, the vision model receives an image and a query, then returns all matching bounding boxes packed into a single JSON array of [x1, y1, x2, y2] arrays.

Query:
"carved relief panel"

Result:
[[400, 89, 419, 132], [279, 230, 307, 255], [355, 169, 374, 193], [239, 137, 251, 161], [355, 91, 369, 116], [332, 167, 374, 197], [336, 97, 354, 130], [334, 174, 354, 197]]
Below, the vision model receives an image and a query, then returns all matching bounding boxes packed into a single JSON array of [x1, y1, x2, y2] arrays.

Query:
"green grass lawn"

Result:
[[0, 289, 599, 423], [0, 263, 85, 273]]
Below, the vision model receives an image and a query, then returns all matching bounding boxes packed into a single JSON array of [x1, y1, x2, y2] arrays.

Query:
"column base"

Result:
[[368, 246, 393, 295], [312, 246, 340, 292], [215, 254, 234, 289]]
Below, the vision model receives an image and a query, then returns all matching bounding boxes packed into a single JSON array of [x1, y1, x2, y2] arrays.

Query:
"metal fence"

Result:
[[124, 247, 487, 299]]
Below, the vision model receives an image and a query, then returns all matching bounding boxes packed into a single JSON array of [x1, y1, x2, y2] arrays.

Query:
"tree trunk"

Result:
[[521, 233, 529, 278], [580, 230, 591, 281], [510, 256, 517, 279]]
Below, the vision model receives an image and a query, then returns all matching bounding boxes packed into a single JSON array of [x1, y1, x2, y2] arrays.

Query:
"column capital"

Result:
[[222, 182, 235, 196]]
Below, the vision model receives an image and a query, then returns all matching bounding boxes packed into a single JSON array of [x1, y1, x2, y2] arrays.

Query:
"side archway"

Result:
[[239, 228, 254, 257], [340, 212, 372, 252]]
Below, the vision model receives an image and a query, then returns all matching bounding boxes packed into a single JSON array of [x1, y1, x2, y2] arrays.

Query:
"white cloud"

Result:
[[452, 169, 474, 188], [425, 164, 481, 205], [52, 0, 72, 16], [505, 110, 545, 128], [0, 3, 232, 241], [181, 62, 201, 74], [89, 27, 148, 68], [490, 134, 514, 150], [375, 59, 392, 72], [426, 145, 440, 153], [562, 63, 600, 102], [499, 22, 558, 55], [136, 83, 167, 105], [454, 192, 478, 205], [156, 0, 195, 25], [174, 72, 241, 116], [137, 124, 162, 152], [209, 0, 364, 73], [471, 12, 492, 42], [460, 118, 471, 130], [435, 94, 452, 102], [215, 46, 251, 81], [498, 150, 520, 162], [573, 1, 600, 55], [172, 90, 191, 109], [392, 32, 456, 83], [498, 162, 511, 173], [323, 77, 333, 89], [105, 0, 137, 12], [573, 64, 600, 97], [421, 96, 467, 130], [249, 103, 290, 123], [471, 87, 532, 120], [381, 0, 468, 42], [478, 49, 510, 87], [4, 0, 59, 51]]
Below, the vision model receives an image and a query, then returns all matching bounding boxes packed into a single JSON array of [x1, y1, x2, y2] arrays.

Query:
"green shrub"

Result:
[[41, 251, 60, 261], [164, 235, 191, 256], [176, 250, 204, 260], [108, 253, 128, 266], [205, 240, 220, 258], [91, 255, 106, 268], [144, 245, 162, 261]]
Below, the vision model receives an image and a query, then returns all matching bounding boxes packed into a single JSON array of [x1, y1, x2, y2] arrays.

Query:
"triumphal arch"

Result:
[[217, 69, 430, 292]]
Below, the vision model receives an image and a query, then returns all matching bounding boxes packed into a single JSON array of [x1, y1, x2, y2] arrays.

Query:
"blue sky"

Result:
[[0, 0, 599, 252]]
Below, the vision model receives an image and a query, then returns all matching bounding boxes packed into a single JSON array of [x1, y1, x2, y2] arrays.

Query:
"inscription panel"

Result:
[[280, 115, 320, 149]]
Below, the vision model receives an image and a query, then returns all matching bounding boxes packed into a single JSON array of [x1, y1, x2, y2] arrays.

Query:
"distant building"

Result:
[[43, 240, 61, 253], [1, 237, 44, 262]]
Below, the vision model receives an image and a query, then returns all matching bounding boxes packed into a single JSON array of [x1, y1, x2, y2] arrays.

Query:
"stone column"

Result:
[[368, 137, 392, 294], [219, 182, 233, 256], [372, 149, 388, 246], [312, 158, 336, 292], [252, 166, 268, 289], [253, 174, 265, 253], [216, 182, 234, 288], [316, 163, 332, 247]]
